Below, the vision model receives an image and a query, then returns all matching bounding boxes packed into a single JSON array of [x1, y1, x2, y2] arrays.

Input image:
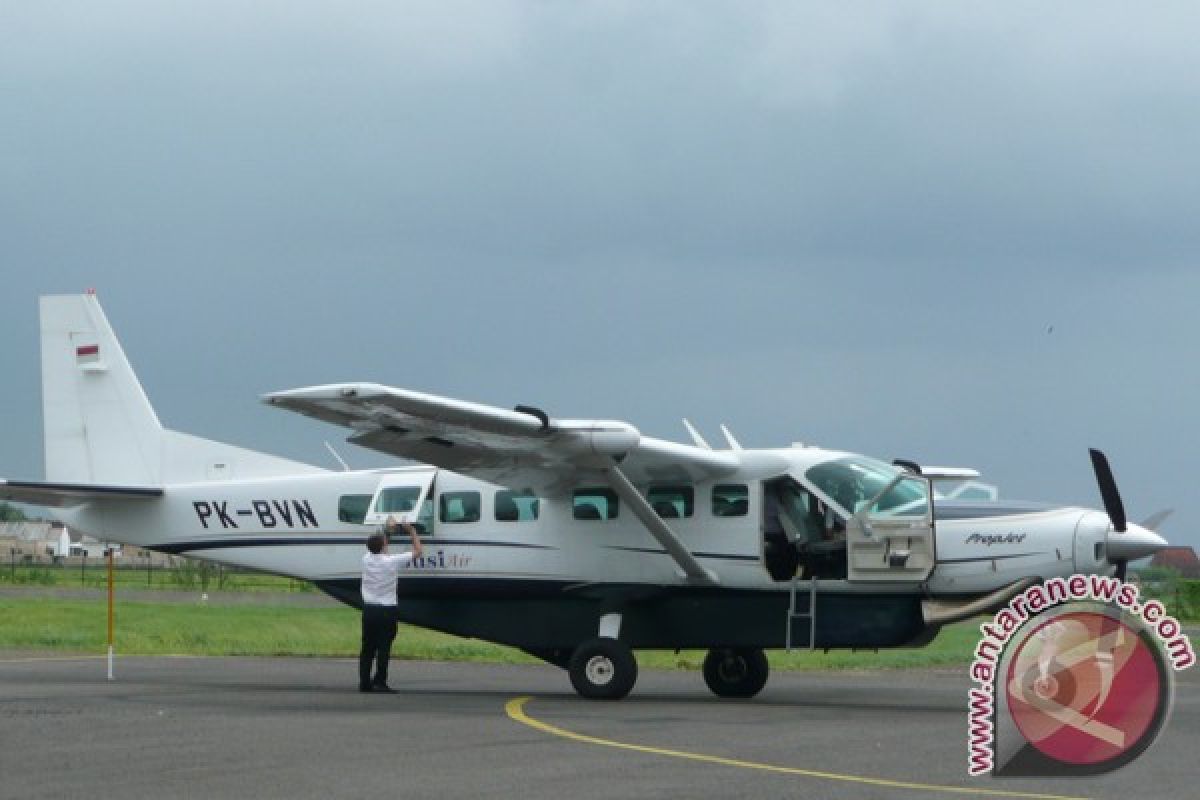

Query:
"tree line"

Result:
[[0, 502, 28, 522]]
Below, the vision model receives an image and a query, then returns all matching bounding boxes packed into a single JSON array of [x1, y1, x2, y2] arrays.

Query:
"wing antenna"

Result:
[[719, 424, 743, 452], [682, 419, 712, 451]]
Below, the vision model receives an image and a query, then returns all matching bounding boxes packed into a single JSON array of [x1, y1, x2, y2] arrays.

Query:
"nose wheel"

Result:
[[568, 638, 638, 700], [703, 647, 769, 698]]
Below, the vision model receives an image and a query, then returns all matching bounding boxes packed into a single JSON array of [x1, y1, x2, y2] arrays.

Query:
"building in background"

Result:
[[0, 521, 153, 564], [1147, 546, 1200, 579]]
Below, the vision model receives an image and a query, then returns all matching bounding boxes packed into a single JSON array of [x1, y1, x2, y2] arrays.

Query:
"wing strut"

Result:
[[604, 461, 720, 586]]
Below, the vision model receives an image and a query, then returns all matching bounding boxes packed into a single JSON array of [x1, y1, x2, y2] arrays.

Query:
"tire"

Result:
[[568, 638, 638, 700], [702, 647, 769, 699]]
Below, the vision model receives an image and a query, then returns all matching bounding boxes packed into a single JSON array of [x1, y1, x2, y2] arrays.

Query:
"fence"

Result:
[[0, 551, 315, 593]]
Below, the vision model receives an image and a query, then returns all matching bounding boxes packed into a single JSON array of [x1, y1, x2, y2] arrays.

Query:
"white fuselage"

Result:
[[56, 455, 1114, 599]]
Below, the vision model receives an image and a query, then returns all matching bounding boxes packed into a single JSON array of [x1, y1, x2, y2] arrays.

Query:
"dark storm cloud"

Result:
[[6, 2, 1200, 270]]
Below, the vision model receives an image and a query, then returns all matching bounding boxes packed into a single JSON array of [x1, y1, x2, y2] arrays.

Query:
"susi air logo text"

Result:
[[405, 550, 473, 570]]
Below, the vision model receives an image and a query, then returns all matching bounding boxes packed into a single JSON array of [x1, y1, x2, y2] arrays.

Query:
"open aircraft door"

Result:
[[363, 468, 437, 528], [846, 474, 936, 583]]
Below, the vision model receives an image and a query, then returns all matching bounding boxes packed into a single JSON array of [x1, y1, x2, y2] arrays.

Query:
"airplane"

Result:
[[0, 293, 1170, 700]]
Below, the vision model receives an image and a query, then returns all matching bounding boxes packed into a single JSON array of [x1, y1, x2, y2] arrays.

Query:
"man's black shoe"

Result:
[[359, 685, 373, 693], [372, 684, 398, 694]]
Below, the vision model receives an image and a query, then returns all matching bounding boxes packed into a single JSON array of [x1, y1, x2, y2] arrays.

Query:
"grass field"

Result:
[[0, 594, 986, 670]]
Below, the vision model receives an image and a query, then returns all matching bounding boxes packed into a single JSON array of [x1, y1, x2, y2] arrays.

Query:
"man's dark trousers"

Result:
[[360, 603, 399, 689]]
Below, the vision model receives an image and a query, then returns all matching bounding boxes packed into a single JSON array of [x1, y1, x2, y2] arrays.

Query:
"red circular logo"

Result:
[[1005, 610, 1166, 768]]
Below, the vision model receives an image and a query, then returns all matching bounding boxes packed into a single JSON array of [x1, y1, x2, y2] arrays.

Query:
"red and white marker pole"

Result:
[[106, 548, 114, 680]]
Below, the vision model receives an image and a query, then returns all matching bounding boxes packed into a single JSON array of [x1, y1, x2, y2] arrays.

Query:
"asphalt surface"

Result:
[[1, 656, 1196, 800]]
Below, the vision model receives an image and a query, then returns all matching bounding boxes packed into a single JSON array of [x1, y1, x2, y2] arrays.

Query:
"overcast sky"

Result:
[[2, 3, 1197, 548]]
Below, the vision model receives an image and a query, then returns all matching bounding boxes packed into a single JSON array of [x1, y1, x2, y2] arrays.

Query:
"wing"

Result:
[[263, 383, 741, 494], [0, 480, 163, 507], [921, 466, 982, 481]]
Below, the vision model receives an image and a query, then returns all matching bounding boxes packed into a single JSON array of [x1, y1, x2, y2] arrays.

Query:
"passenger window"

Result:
[[495, 490, 540, 521], [338, 494, 372, 524], [439, 491, 481, 523], [374, 486, 421, 515], [573, 488, 619, 520], [712, 484, 749, 517], [647, 485, 693, 518]]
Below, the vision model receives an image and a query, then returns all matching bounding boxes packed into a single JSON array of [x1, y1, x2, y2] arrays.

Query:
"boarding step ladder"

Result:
[[785, 575, 818, 651]]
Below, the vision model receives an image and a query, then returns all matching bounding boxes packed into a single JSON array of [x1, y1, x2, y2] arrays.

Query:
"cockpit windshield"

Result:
[[804, 457, 928, 516]]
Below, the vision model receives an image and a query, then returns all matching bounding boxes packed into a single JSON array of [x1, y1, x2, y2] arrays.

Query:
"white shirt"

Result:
[[360, 551, 415, 606]]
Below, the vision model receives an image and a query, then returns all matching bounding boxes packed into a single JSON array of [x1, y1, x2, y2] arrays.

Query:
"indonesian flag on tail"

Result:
[[76, 343, 100, 366]]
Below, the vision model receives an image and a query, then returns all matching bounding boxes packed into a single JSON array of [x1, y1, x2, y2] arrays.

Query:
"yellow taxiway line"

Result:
[[505, 696, 1088, 800]]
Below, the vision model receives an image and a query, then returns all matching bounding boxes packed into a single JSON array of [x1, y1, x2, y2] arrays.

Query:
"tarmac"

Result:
[[1, 655, 1196, 800]]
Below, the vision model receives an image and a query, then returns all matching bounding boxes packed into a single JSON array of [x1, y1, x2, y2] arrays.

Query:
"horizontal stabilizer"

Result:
[[0, 479, 163, 507]]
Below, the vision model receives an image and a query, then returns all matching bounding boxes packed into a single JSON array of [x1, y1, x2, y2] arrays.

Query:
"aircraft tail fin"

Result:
[[41, 293, 165, 485], [40, 293, 324, 485]]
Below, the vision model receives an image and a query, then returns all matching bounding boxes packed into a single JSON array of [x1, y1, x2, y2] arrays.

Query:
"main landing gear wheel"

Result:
[[702, 647, 769, 698], [568, 638, 638, 700]]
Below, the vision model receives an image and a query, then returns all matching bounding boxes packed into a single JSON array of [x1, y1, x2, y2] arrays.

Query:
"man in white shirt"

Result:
[[359, 516, 423, 693]]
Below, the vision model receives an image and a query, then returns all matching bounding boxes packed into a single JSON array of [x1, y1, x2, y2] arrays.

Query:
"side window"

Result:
[[374, 486, 421, 514], [712, 484, 749, 517], [573, 488, 619, 520], [495, 490, 540, 522], [338, 494, 372, 524], [647, 485, 693, 519], [439, 491, 481, 523]]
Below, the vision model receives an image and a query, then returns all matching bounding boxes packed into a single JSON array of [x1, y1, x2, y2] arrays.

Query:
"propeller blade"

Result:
[[1139, 509, 1174, 532], [1114, 560, 1127, 582], [1089, 448, 1127, 533]]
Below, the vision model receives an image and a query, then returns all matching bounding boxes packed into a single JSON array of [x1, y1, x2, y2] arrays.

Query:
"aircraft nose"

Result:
[[1107, 524, 1168, 563]]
